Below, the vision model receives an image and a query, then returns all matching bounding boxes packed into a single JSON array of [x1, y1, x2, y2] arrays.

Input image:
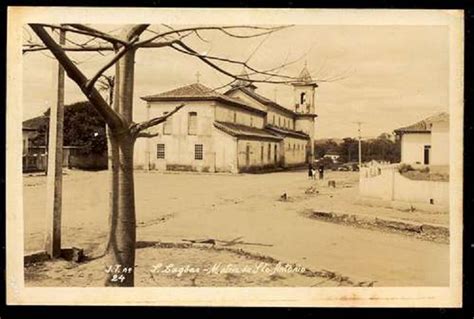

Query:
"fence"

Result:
[[23, 154, 48, 172], [23, 146, 107, 172]]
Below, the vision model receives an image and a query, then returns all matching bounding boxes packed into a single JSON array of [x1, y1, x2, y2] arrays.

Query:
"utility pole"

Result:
[[145, 104, 151, 171], [44, 28, 65, 258], [354, 121, 363, 168]]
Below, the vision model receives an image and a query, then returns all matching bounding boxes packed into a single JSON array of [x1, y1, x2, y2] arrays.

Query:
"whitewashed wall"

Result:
[[400, 133, 431, 164], [359, 164, 449, 208], [283, 137, 307, 165], [214, 102, 265, 128], [213, 128, 237, 173], [431, 121, 450, 166]]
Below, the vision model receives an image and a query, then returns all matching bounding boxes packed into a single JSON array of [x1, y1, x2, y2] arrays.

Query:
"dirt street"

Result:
[[23, 169, 449, 286]]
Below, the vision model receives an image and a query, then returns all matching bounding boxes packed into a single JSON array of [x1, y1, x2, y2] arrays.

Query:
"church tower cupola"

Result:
[[291, 62, 318, 114], [231, 67, 257, 92]]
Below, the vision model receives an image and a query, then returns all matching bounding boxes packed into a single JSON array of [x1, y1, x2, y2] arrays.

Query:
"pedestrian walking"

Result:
[[318, 164, 325, 180], [308, 163, 313, 179]]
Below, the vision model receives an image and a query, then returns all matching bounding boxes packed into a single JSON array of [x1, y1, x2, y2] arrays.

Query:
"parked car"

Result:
[[314, 157, 335, 170], [337, 164, 351, 171], [346, 162, 360, 171], [336, 162, 359, 171]]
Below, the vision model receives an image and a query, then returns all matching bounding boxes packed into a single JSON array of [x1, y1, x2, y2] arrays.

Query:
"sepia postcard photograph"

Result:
[[6, 7, 464, 307]]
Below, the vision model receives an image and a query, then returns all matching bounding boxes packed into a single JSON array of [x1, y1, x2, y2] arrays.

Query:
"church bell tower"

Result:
[[292, 63, 318, 163], [292, 62, 318, 114]]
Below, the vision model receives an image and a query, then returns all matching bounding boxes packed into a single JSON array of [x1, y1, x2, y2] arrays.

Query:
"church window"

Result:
[[156, 144, 165, 159], [300, 92, 306, 105], [272, 115, 275, 125], [188, 112, 197, 135], [268, 143, 271, 160], [261, 144, 264, 162], [250, 116, 253, 127], [233, 112, 237, 123], [163, 112, 172, 135], [194, 144, 203, 160], [278, 117, 281, 127]]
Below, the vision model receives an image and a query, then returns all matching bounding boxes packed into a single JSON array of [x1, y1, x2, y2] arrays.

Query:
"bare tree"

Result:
[[24, 23, 337, 287]]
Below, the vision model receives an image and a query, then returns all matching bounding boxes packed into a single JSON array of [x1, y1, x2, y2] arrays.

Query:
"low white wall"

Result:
[[359, 164, 449, 208], [394, 173, 449, 206]]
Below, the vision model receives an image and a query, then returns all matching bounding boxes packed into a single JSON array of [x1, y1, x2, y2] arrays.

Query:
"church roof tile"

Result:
[[141, 83, 267, 116], [214, 121, 282, 141]]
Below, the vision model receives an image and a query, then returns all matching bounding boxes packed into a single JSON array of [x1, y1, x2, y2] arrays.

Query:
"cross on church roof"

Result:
[[195, 71, 201, 83]]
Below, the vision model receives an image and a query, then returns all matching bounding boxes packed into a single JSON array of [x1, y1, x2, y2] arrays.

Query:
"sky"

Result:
[[22, 24, 449, 139]]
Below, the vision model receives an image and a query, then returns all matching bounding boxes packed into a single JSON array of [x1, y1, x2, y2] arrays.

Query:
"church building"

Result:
[[137, 65, 318, 173]]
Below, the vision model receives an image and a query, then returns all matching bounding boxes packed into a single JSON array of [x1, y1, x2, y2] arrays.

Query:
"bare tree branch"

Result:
[[194, 30, 209, 43], [136, 131, 160, 138], [29, 24, 125, 131], [172, 41, 296, 81], [64, 24, 125, 44], [170, 41, 299, 84], [131, 104, 185, 136], [85, 35, 140, 92], [35, 23, 128, 45], [23, 44, 115, 53], [135, 25, 289, 48], [208, 79, 238, 92], [125, 24, 150, 39]]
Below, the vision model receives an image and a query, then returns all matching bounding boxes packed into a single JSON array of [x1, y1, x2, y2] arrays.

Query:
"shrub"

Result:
[[420, 166, 430, 173], [398, 163, 414, 174]]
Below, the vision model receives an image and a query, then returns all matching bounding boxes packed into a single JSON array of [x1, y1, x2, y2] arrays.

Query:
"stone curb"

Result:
[[309, 210, 449, 238]]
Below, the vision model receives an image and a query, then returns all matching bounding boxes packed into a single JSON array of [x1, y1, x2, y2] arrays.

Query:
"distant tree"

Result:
[[338, 137, 358, 163], [360, 133, 400, 163], [316, 133, 400, 164], [377, 132, 392, 140], [31, 101, 107, 155]]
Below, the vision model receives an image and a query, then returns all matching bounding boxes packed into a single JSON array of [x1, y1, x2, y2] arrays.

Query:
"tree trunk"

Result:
[[105, 134, 136, 286], [104, 46, 138, 287]]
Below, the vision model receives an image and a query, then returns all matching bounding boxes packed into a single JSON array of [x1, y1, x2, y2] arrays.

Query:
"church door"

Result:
[[274, 144, 278, 164], [246, 144, 250, 167]]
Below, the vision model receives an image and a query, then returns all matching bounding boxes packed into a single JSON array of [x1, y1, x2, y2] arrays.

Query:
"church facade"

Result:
[[136, 66, 318, 173]]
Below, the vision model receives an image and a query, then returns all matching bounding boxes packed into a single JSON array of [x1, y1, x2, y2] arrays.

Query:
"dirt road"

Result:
[[23, 169, 449, 286]]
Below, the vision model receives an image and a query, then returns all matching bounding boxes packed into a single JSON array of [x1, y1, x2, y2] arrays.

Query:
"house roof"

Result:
[[23, 115, 48, 130], [141, 83, 267, 116], [225, 86, 297, 117], [214, 121, 282, 141], [22, 126, 37, 131], [265, 124, 310, 140], [394, 112, 449, 134]]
